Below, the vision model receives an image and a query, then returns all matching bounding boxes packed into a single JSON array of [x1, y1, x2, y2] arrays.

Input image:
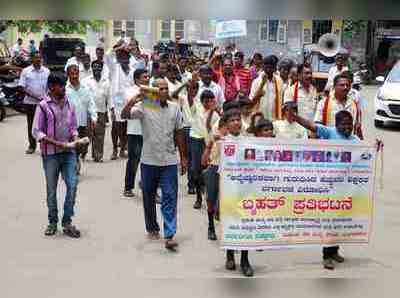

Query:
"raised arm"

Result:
[[290, 109, 317, 133]]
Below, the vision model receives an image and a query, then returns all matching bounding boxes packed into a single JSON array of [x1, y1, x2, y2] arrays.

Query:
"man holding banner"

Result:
[[290, 102, 382, 270], [219, 100, 382, 272]]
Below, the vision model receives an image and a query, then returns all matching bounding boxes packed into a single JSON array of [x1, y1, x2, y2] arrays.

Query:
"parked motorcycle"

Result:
[[0, 78, 26, 122]]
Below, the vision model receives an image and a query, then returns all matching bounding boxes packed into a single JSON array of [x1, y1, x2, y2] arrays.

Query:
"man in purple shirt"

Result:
[[32, 73, 81, 238]]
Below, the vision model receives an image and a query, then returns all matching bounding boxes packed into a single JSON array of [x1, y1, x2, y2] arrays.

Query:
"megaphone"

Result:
[[318, 33, 340, 57]]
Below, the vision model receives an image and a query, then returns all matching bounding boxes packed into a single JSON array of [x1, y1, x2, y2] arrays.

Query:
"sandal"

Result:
[[63, 224, 81, 238], [165, 239, 178, 250], [44, 224, 57, 236]]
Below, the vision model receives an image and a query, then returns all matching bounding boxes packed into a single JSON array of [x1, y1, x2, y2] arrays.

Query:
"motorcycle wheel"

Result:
[[0, 106, 6, 122]]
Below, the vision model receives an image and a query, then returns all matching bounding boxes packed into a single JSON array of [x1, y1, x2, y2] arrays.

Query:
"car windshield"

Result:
[[387, 66, 400, 83]]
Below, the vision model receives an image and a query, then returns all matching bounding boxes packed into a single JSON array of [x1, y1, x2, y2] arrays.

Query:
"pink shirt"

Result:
[[32, 95, 78, 156]]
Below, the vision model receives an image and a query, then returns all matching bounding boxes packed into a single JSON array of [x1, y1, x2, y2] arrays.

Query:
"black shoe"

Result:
[[62, 223, 81, 238], [323, 258, 335, 270], [225, 259, 236, 271], [208, 227, 217, 241], [240, 263, 254, 277], [44, 223, 57, 236], [193, 199, 202, 209], [331, 252, 345, 263], [188, 187, 196, 195], [25, 147, 35, 154]]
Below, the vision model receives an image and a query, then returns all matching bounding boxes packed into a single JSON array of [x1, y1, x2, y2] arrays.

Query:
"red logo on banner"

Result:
[[224, 145, 236, 157]]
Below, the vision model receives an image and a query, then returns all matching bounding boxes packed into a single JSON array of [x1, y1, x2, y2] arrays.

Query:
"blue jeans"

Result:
[[125, 134, 143, 191], [42, 152, 78, 225], [141, 163, 178, 238]]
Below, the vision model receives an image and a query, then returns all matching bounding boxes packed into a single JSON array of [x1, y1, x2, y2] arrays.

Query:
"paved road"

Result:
[[1, 86, 400, 297]]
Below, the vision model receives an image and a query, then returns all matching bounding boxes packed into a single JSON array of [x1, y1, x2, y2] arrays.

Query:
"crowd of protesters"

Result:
[[13, 35, 379, 277]]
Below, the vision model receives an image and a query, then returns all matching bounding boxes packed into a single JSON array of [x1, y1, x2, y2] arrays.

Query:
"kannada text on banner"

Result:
[[219, 138, 377, 250]]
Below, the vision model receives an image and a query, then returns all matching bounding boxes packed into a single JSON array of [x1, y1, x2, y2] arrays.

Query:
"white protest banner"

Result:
[[215, 20, 247, 39], [219, 137, 377, 250]]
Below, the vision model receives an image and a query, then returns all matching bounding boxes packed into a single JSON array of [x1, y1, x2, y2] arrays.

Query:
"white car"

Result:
[[375, 63, 400, 127]]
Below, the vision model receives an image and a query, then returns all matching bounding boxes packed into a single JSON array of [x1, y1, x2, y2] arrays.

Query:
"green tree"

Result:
[[0, 20, 105, 35]]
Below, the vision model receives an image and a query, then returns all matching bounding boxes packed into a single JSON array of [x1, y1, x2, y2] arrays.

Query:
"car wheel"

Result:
[[374, 120, 384, 128]]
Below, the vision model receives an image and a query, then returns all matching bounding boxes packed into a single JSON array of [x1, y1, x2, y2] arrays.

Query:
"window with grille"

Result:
[[268, 20, 279, 42], [161, 20, 171, 39], [277, 20, 287, 43], [312, 20, 332, 43], [259, 20, 268, 40], [175, 19, 185, 40], [126, 21, 135, 39], [113, 20, 122, 37]]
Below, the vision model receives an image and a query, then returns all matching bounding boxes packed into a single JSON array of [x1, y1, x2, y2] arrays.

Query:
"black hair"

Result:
[[133, 68, 148, 84], [200, 90, 215, 104], [224, 108, 241, 122], [238, 97, 252, 107], [30, 50, 40, 59], [223, 100, 240, 113], [335, 110, 353, 124], [263, 55, 278, 67], [218, 116, 227, 127], [341, 70, 354, 82], [234, 51, 244, 58], [333, 73, 351, 86], [167, 64, 179, 73], [255, 118, 274, 132], [247, 112, 264, 134], [199, 64, 213, 73], [47, 72, 67, 88], [297, 63, 312, 74]]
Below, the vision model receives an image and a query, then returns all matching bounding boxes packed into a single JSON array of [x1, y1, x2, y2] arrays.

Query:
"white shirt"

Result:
[[196, 81, 225, 108], [110, 64, 134, 121], [125, 85, 142, 135], [177, 94, 193, 128], [66, 82, 97, 127], [80, 67, 92, 82], [284, 82, 318, 120], [249, 73, 282, 120], [273, 120, 308, 139], [190, 102, 220, 139], [83, 76, 111, 114], [325, 65, 349, 91], [314, 94, 359, 126], [18, 65, 50, 105], [11, 43, 23, 57], [166, 78, 182, 98]]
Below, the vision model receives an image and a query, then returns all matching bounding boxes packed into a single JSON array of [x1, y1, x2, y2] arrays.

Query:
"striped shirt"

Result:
[[32, 95, 78, 156], [234, 66, 252, 95]]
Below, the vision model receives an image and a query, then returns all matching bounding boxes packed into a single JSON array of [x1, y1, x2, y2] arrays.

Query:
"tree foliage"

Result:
[[0, 20, 105, 34]]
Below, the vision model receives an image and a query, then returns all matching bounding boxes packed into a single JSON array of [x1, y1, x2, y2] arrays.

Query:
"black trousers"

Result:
[[125, 134, 143, 191], [25, 104, 37, 150], [322, 245, 339, 259]]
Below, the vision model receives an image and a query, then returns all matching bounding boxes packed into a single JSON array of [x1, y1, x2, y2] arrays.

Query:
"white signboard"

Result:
[[215, 20, 247, 39]]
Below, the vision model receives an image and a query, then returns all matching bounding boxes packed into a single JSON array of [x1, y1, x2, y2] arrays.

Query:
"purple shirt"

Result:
[[32, 95, 78, 156]]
